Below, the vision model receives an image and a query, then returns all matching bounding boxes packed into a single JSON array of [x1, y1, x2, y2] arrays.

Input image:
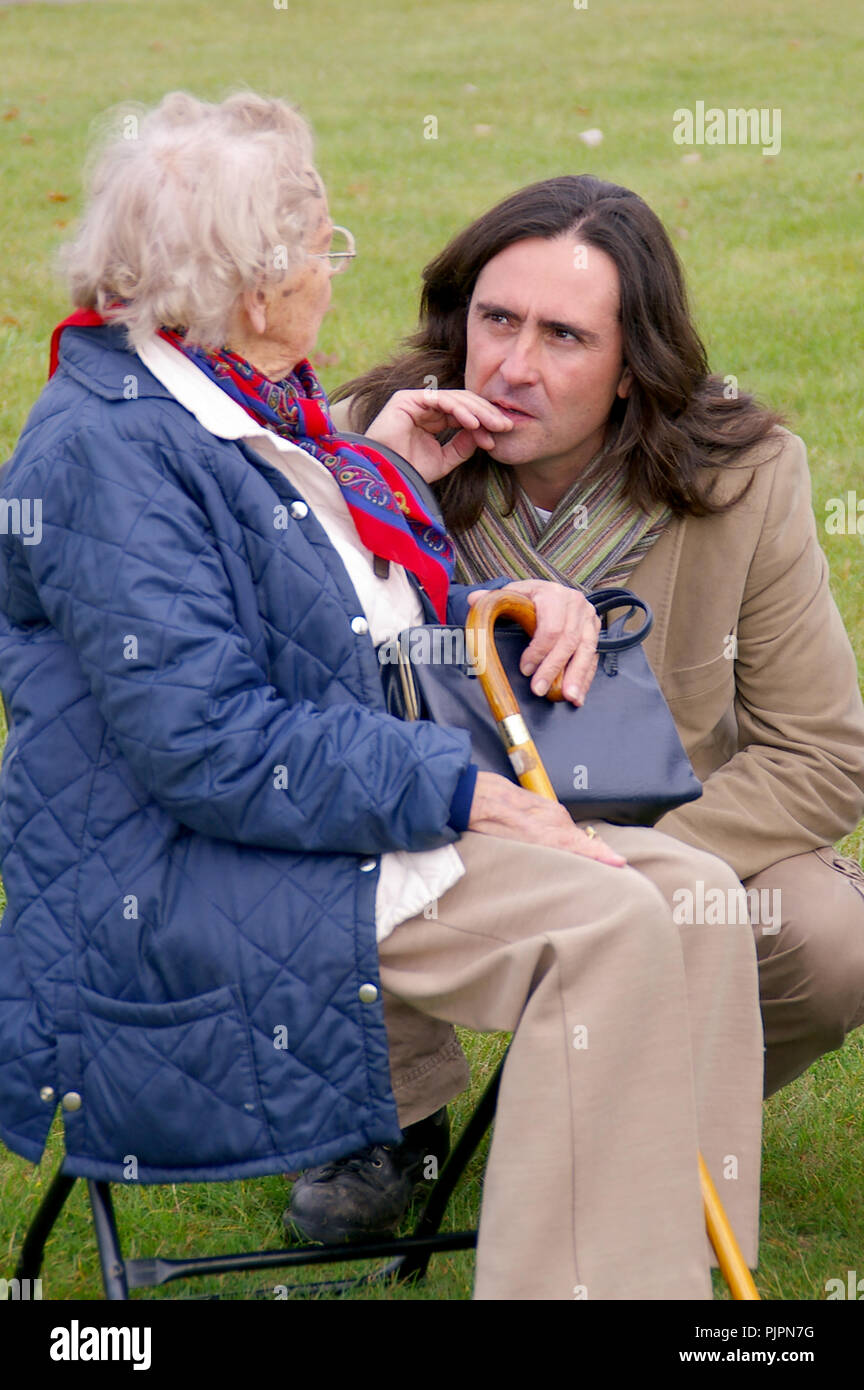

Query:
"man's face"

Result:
[[464, 235, 631, 479]]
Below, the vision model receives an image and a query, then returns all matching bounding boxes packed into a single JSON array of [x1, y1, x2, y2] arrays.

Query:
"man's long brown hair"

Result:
[[333, 175, 785, 532]]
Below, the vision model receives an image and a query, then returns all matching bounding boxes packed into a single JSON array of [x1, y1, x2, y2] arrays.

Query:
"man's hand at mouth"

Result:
[[365, 387, 514, 482]]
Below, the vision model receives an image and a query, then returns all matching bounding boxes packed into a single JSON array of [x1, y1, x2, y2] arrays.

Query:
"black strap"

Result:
[[588, 588, 654, 652]]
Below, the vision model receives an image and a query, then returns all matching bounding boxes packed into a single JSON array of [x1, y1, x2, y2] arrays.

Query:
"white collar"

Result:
[[135, 334, 314, 460]]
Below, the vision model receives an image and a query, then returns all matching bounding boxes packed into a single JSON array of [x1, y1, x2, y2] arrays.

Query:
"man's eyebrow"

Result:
[[472, 300, 602, 344]]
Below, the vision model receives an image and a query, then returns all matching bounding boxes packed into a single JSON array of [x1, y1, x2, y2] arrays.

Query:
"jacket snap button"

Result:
[[350, 616, 369, 635], [61, 1091, 82, 1112], [289, 500, 308, 519], [359, 858, 376, 872], [358, 983, 378, 1004], [39, 1086, 55, 1103]]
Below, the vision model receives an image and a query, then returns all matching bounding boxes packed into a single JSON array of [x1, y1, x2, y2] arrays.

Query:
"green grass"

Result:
[[1, 0, 864, 1300]]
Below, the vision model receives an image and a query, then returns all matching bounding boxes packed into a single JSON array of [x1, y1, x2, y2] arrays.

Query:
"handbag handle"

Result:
[[588, 588, 654, 652]]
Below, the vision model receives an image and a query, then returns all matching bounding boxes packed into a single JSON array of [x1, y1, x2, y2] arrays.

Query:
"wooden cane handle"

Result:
[[465, 591, 561, 799], [465, 591, 565, 719]]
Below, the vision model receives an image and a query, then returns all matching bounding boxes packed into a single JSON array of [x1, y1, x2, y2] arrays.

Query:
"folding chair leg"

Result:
[[88, 1180, 129, 1300], [14, 1166, 77, 1284], [397, 1051, 506, 1283]]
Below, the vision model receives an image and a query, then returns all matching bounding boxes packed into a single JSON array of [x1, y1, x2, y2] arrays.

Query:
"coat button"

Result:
[[359, 858, 376, 872], [358, 983, 379, 1004], [289, 500, 309, 519], [350, 616, 369, 635], [61, 1091, 82, 1111], [39, 1086, 55, 1103]]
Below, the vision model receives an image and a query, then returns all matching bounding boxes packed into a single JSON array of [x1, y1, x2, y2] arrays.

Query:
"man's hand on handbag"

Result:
[[467, 771, 627, 865], [466, 578, 602, 706]]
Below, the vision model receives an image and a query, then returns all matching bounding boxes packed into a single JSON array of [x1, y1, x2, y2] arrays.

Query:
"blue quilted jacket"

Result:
[[0, 325, 494, 1182]]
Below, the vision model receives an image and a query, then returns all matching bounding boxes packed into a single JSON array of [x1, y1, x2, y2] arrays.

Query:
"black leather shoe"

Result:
[[284, 1107, 450, 1244]]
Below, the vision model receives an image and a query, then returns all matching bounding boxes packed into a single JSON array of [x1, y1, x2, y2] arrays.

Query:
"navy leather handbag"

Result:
[[379, 587, 702, 827]]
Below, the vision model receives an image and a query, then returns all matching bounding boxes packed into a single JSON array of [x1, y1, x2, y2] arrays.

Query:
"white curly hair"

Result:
[[60, 90, 322, 348]]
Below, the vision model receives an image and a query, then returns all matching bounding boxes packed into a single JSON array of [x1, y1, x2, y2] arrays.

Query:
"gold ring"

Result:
[[584, 825, 597, 840]]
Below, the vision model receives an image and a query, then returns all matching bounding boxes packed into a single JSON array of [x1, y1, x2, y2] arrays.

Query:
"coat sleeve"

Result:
[[655, 433, 864, 879], [446, 577, 511, 626], [13, 425, 475, 855]]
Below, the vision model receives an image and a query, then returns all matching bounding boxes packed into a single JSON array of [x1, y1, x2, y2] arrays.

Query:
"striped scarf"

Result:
[[454, 451, 671, 592]]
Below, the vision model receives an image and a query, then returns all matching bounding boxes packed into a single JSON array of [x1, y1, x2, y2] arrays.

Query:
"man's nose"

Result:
[[498, 331, 541, 387]]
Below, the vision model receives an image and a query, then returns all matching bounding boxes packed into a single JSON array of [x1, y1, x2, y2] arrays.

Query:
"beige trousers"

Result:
[[377, 823, 763, 1300], [384, 844, 864, 1128]]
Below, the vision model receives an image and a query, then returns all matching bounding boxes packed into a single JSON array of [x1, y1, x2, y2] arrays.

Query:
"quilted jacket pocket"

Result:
[[74, 984, 267, 1170]]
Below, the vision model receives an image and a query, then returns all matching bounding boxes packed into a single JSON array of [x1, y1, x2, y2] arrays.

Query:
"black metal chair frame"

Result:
[[11, 1054, 505, 1300]]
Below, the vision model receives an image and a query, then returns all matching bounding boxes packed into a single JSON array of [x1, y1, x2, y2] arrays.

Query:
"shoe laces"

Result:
[[314, 1143, 394, 1179]]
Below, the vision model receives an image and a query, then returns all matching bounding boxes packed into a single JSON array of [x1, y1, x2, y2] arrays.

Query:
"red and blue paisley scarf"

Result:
[[50, 311, 454, 621]]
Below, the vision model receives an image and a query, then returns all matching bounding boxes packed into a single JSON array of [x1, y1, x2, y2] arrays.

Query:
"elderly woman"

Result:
[[0, 92, 763, 1300]]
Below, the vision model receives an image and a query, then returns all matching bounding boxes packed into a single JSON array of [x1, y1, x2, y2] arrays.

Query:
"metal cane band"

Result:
[[498, 713, 530, 750]]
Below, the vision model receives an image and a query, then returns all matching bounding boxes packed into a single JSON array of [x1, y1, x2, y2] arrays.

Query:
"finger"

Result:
[[439, 426, 498, 471], [527, 618, 586, 697], [519, 603, 564, 682], [438, 391, 514, 432], [528, 609, 600, 699], [561, 647, 599, 706], [572, 830, 627, 866]]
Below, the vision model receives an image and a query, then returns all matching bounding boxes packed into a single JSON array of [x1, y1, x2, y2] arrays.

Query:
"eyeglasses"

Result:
[[309, 224, 356, 275]]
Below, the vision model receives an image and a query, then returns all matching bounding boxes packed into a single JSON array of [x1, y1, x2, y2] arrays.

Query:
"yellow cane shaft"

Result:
[[465, 589, 760, 1301], [699, 1155, 760, 1300], [513, 757, 556, 799], [497, 712, 557, 799]]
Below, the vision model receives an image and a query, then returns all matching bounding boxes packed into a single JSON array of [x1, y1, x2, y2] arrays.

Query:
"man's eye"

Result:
[[551, 327, 578, 342]]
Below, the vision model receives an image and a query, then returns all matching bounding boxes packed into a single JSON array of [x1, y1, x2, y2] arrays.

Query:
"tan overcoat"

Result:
[[629, 430, 864, 878]]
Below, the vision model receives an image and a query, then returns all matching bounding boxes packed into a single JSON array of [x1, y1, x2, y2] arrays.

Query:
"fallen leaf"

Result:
[[677, 196, 689, 208], [149, 40, 165, 51], [315, 350, 341, 367], [1, 315, 21, 327], [578, 128, 603, 147], [19, 134, 34, 145], [788, 38, 801, 48], [346, 181, 369, 196], [47, 191, 69, 202], [854, 171, 863, 182], [576, 105, 590, 116], [3, 107, 19, 121], [53, 219, 69, 228]]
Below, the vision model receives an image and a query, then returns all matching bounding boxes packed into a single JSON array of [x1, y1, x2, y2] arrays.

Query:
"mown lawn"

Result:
[[1, 0, 863, 1300]]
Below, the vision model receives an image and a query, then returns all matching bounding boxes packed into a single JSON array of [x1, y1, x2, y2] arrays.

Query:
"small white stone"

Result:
[[578, 128, 604, 147]]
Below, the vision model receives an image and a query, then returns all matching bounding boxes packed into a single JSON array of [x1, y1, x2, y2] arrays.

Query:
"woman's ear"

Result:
[[616, 365, 633, 400], [240, 287, 268, 338]]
